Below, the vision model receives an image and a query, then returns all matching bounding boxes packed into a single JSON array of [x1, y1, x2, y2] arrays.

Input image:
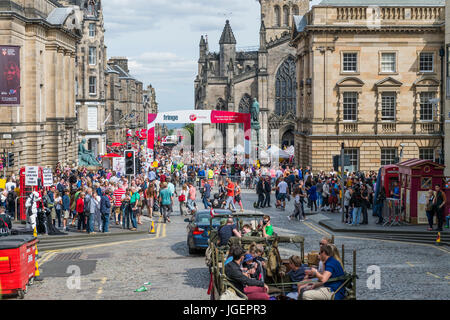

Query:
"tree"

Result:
[[183, 124, 195, 145]]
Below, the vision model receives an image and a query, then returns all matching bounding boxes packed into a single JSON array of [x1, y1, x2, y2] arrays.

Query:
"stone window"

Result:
[[419, 52, 434, 73], [89, 76, 97, 95], [274, 6, 281, 27], [87, 106, 98, 131], [343, 92, 358, 121], [275, 57, 297, 116], [419, 148, 435, 161], [381, 148, 397, 166], [283, 5, 289, 26], [89, 23, 96, 37], [344, 148, 359, 172], [381, 53, 396, 73], [89, 47, 96, 65], [419, 92, 435, 121], [293, 5, 299, 16], [342, 53, 358, 73], [381, 92, 396, 121]]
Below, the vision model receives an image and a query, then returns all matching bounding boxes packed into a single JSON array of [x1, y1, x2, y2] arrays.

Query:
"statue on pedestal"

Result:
[[78, 138, 101, 167], [250, 98, 261, 131]]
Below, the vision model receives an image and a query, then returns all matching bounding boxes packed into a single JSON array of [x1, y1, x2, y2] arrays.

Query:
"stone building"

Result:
[[0, 0, 81, 172], [292, 0, 445, 172], [61, 0, 107, 158], [194, 0, 310, 154], [105, 57, 144, 145]]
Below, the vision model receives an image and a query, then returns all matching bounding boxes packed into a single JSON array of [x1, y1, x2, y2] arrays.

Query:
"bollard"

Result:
[[149, 220, 155, 234], [435, 232, 441, 246]]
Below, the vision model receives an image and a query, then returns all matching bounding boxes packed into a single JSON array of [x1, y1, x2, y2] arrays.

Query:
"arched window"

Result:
[[275, 57, 297, 116], [293, 5, 299, 16], [283, 5, 289, 26], [239, 94, 252, 130], [274, 6, 281, 27]]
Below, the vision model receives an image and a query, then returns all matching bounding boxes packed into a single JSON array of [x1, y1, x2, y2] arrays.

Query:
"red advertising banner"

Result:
[[0, 46, 20, 105]]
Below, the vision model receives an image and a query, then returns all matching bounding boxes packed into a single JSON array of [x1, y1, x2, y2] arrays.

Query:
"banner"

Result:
[[0, 46, 20, 105], [25, 166, 39, 186], [42, 168, 53, 187], [113, 157, 125, 175]]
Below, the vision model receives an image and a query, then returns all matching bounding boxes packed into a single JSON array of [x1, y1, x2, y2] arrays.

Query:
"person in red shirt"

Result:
[[225, 178, 236, 212], [76, 192, 86, 231], [113, 185, 126, 225]]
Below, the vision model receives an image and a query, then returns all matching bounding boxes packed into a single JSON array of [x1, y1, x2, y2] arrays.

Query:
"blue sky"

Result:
[[103, 0, 321, 112]]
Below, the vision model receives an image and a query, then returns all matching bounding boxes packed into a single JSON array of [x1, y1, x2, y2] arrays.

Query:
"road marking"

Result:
[[406, 262, 415, 267], [37, 251, 57, 265], [40, 216, 167, 254], [426, 272, 440, 279], [162, 223, 166, 238], [303, 221, 329, 237], [309, 222, 332, 237], [444, 276, 450, 280], [336, 235, 450, 255], [96, 277, 107, 300]]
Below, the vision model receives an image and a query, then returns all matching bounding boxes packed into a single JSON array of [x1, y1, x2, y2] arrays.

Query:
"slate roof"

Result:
[[318, 0, 444, 6], [46, 7, 74, 25], [219, 20, 237, 45]]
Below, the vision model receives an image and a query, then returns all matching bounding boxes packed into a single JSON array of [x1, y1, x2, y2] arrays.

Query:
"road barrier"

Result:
[[382, 198, 407, 226]]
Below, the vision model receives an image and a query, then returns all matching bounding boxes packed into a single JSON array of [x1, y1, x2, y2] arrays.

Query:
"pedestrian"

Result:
[[255, 176, 265, 209], [277, 178, 288, 211], [85, 188, 96, 234], [100, 189, 111, 233], [62, 190, 71, 231], [202, 179, 211, 209], [159, 182, 172, 223], [344, 188, 352, 224], [234, 180, 244, 213], [225, 178, 236, 212], [54, 191, 62, 228], [129, 187, 139, 231], [187, 183, 197, 214], [263, 176, 272, 208], [425, 188, 435, 231], [309, 181, 317, 212], [76, 192, 86, 231], [179, 184, 188, 216], [113, 183, 126, 225], [136, 189, 144, 225], [433, 184, 447, 232], [350, 185, 362, 226]]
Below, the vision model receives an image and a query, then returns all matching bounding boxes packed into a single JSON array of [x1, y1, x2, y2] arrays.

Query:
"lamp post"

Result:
[[429, 98, 444, 164]]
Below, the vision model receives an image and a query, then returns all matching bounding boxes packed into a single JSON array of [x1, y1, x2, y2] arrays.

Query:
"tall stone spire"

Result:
[[219, 20, 237, 45], [259, 20, 267, 51]]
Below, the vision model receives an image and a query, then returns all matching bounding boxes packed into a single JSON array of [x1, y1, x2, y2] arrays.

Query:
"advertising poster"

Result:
[[113, 157, 125, 175], [25, 166, 39, 186], [0, 46, 20, 105], [43, 168, 54, 187]]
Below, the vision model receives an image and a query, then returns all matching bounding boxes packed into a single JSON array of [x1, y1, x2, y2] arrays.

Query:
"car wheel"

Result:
[[188, 246, 197, 254]]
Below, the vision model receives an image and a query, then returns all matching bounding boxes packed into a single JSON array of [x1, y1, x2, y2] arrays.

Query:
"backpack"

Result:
[[84, 195, 92, 216], [0, 216, 11, 237]]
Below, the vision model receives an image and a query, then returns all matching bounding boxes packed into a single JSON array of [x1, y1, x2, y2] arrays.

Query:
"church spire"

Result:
[[219, 20, 236, 45], [259, 20, 267, 51]]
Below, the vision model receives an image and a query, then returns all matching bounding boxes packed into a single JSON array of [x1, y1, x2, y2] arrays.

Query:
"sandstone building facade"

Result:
[[62, 0, 107, 158], [194, 0, 310, 154], [292, 0, 445, 172], [0, 0, 81, 173], [445, 0, 450, 176], [105, 57, 144, 145]]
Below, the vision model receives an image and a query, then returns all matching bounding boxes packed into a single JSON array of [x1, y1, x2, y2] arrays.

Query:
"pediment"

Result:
[[336, 77, 365, 87], [413, 76, 440, 87], [375, 77, 403, 87]]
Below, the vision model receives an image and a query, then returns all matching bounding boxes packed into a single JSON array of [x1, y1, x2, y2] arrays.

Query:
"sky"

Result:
[[103, 0, 322, 112]]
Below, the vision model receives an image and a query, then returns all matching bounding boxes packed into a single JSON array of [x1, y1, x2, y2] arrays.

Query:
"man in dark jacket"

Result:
[[349, 186, 363, 226], [255, 177, 265, 208], [263, 176, 272, 208], [225, 246, 268, 296], [100, 190, 112, 233]]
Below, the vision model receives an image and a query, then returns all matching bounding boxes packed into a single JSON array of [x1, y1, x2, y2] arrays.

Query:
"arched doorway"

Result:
[[281, 129, 294, 149]]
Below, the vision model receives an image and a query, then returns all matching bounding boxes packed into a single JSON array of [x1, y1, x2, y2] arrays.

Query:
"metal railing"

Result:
[[382, 198, 407, 226]]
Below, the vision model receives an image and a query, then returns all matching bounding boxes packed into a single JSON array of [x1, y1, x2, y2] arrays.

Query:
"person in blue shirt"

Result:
[[298, 244, 345, 300]]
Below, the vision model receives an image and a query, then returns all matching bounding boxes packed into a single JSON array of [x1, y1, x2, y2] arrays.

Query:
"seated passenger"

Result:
[[257, 215, 274, 238], [298, 244, 345, 300], [241, 224, 253, 237], [285, 255, 308, 300], [225, 246, 269, 300], [218, 218, 241, 247]]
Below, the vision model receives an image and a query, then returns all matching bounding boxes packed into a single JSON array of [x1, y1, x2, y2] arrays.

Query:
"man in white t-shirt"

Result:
[[277, 178, 289, 210]]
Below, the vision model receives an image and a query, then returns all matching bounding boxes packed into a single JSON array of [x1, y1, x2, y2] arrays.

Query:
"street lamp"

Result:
[[428, 98, 445, 164]]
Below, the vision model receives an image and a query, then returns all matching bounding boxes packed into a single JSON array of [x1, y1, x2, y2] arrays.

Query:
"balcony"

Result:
[[343, 123, 358, 134], [420, 122, 440, 134], [381, 123, 396, 133]]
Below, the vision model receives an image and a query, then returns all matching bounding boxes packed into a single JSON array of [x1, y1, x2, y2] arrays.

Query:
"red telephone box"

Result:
[[397, 159, 449, 225], [18, 167, 44, 221], [380, 165, 400, 197]]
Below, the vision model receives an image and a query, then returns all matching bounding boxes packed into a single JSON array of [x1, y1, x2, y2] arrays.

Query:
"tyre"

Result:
[[17, 290, 25, 299], [188, 246, 197, 254]]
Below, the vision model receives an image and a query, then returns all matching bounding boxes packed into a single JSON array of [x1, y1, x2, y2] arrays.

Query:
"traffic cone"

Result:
[[33, 227, 37, 238], [436, 232, 441, 246], [149, 220, 155, 234]]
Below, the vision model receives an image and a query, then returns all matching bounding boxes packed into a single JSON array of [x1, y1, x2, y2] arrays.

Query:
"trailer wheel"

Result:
[[17, 290, 25, 299]]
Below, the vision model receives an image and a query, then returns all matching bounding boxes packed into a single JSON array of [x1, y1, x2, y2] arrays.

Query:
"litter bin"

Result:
[[0, 235, 38, 299]]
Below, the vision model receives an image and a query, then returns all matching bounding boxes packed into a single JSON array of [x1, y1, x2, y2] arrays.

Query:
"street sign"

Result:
[[25, 166, 39, 186], [42, 168, 53, 187], [2, 134, 11, 139]]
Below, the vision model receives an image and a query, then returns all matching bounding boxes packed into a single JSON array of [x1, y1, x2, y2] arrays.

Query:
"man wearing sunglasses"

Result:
[[298, 244, 345, 300]]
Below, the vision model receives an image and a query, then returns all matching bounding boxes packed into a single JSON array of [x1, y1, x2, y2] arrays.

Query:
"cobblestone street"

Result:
[[22, 188, 450, 300]]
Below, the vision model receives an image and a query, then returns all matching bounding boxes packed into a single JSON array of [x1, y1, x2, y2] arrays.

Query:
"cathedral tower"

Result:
[[259, 0, 309, 41], [219, 20, 236, 77]]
